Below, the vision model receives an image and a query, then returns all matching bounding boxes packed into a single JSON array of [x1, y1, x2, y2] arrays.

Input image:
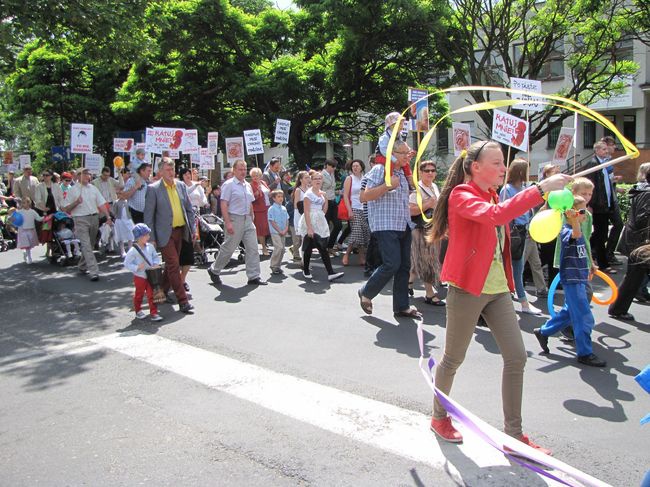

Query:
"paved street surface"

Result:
[[1, 246, 648, 486]]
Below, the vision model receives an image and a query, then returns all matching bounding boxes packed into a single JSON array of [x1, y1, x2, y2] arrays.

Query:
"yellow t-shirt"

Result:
[[481, 225, 509, 294], [164, 180, 186, 228]]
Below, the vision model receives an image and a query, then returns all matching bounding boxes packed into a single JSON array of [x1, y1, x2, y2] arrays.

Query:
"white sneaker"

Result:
[[328, 272, 344, 282], [303, 269, 312, 279], [521, 304, 542, 315], [135, 311, 147, 320], [26, 255, 33, 264], [150, 313, 163, 322]]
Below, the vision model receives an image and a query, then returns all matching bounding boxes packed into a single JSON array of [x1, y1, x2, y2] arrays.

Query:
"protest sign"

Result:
[[452, 123, 472, 156], [2, 151, 13, 165], [408, 88, 429, 132], [510, 77, 544, 112], [492, 110, 529, 152], [145, 127, 185, 153], [244, 129, 264, 155], [18, 154, 31, 169], [225, 137, 245, 165], [274, 119, 291, 144], [207, 132, 219, 155], [181, 129, 199, 155], [71, 123, 94, 154], [113, 138, 134, 153], [552, 127, 576, 168], [85, 154, 104, 174], [200, 148, 214, 169]]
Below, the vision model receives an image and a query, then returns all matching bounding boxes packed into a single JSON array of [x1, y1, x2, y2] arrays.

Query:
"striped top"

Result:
[[558, 225, 589, 284]]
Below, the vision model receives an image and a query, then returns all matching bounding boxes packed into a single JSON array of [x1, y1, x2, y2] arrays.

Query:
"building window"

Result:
[[623, 115, 636, 143], [547, 122, 561, 149], [615, 38, 634, 62], [539, 39, 564, 80], [474, 49, 504, 85], [437, 127, 449, 152], [584, 120, 596, 149]]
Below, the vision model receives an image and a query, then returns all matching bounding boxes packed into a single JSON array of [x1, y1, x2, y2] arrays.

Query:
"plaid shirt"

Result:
[[363, 164, 411, 232], [123, 176, 148, 212]]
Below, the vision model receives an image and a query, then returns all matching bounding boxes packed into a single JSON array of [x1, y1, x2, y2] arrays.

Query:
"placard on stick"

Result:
[[243, 129, 264, 155], [492, 110, 529, 152]]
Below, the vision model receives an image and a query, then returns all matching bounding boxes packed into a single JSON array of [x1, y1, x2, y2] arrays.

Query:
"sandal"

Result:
[[394, 306, 422, 319], [424, 296, 446, 307], [358, 288, 372, 315]]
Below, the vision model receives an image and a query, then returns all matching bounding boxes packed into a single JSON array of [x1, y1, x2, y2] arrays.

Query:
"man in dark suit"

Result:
[[144, 157, 195, 314], [585, 141, 618, 273]]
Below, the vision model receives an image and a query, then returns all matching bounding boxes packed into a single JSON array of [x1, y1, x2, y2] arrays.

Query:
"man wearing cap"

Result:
[[62, 168, 112, 281], [121, 162, 152, 223], [144, 157, 195, 314], [207, 158, 266, 286], [14, 165, 40, 206], [93, 166, 119, 210]]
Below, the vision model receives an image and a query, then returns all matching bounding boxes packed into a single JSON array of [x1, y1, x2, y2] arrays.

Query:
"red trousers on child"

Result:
[[134, 275, 157, 314]]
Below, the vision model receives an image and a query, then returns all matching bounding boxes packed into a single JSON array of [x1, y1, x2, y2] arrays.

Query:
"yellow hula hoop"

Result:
[[385, 86, 640, 222], [591, 269, 619, 306]]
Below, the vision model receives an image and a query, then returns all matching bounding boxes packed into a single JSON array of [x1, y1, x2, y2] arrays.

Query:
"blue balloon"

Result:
[[547, 273, 561, 318], [10, 212, 24, 228]]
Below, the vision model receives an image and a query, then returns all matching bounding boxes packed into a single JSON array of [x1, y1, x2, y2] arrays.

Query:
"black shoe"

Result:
[[78, 269, 89, 275], [577, 354, 606, 367], [560, 327, 575, 342], [609, 312, 635, 321], [179, 302, 195, 314], [165, 291, 176, 304], [247, 277, 267, 286], [89, 274, 99, 281], [533, 328, 550, 354], [207, 268, 221, 285], [184, 282, 191, 293]]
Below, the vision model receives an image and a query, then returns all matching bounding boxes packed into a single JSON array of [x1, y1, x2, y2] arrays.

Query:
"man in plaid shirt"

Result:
[[358, 140, 421, 318]]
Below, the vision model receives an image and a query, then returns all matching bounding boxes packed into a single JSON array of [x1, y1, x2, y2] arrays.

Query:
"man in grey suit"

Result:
[[144, 158, 195, 314]]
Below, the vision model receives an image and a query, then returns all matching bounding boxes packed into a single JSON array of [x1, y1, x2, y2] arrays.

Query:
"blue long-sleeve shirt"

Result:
[[124, 243, 160, 278]]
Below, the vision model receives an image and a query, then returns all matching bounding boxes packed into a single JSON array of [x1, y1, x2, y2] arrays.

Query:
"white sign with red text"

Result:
[[452, 123, 471, 156], [207, 132, 219, 155], [552, 127, 576, 168], [113, 138, 134, 153], [181, 129, 199, 155], [492, 110, 529, 152], [225, 137, 245, 165], [145, 127, 185, 153]]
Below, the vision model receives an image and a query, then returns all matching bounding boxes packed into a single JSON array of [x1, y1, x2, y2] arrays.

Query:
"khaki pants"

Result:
[[74, 214, 99, 275], [290, 225, 301, 259], [270, 234, 285, 271], [433, 286, 526, 437], [524, 235, 546, 291], [210, 214, 260, 280]]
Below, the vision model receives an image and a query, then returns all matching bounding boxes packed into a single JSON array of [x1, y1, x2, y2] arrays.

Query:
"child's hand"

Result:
[[565, 209, 578, 225]]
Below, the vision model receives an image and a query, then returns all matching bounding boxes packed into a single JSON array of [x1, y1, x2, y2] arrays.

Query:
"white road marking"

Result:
[[3, 332, 567, 485]]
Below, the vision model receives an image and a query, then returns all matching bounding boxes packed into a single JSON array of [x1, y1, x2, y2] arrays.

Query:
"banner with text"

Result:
[[85, 154, 104, 174], [200, 148, 214, 169], [452, 122, 472, 156], [492, 110, 529, 152], [113, 138, 134, 153], [181, 129, 199, 155], [510, 77, 543, 112], [243, 129, 264, 155], [225, 137, 245, 165], [145, 127, 185, 153], [274, 119, 291, 144], [207, 132, 219, 155], [18, 154, 31, 169], [71, 123, 94, 154]]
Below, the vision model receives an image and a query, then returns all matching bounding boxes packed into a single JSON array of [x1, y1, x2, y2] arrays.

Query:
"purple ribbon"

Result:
[[417, 320, 610, 487]]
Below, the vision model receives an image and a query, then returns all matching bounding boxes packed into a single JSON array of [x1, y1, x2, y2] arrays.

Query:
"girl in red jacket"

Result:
[[427, 140, 571, 454]]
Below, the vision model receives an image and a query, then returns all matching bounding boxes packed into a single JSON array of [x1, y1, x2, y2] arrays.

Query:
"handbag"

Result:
[[411, 183, 436, 229], [337, 177, 353, 221], [509, 223, 527, 261], [133, 244, 166, 304]]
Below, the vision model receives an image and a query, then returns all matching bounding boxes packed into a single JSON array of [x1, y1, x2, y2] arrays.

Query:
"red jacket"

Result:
[[440, 181, 543, 296]]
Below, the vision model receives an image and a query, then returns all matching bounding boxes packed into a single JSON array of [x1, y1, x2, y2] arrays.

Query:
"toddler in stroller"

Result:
[[50, 212, 79, 265]]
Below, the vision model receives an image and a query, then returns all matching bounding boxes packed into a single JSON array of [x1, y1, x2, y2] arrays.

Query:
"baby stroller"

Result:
[[0, 207, 17, 251], [50, 212, 79, 266], [195, 213, 245, 266]]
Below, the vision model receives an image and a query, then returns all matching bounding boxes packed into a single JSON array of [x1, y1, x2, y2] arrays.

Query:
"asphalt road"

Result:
[[0, 245, 648, 486]]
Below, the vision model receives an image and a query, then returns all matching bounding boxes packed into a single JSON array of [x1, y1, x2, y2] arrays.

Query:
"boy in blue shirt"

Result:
[[534, 196, 606, 367], [267, 189, 289, 275]]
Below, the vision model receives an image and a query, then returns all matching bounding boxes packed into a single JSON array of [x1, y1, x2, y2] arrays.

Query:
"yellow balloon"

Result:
[[529, 209, 563, 243]]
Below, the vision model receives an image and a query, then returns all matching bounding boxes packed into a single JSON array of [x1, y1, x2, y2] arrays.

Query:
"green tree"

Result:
[[435, 0, 640, 150], [113, 0, 453, 166]]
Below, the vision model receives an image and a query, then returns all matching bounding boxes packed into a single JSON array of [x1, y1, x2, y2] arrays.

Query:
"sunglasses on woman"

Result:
[[421, 168, 437, 173]]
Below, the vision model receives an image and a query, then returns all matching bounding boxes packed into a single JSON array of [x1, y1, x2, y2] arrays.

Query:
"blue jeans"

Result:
[[361, 229, 411, 312], [540, 282, 595, 357]]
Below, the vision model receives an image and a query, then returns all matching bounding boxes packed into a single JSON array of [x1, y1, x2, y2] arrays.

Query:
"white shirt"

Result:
[[63, 183, 107, 217]]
